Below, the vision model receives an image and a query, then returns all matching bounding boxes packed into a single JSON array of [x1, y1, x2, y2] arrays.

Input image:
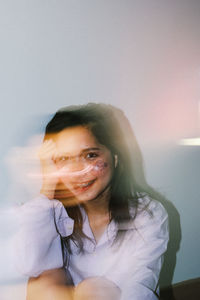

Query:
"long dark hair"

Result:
[[44, 103, 151, 258]]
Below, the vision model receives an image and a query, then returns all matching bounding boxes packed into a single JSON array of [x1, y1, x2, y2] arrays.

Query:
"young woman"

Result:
[[14, 103, 169, 300]]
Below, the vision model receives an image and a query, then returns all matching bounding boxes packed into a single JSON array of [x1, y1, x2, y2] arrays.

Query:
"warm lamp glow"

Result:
[[178, 101, 200, 146], [178, 138, 200, 146]]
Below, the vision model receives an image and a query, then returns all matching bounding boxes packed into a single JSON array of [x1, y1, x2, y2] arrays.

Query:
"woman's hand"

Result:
[[38, 139, 59, 199]]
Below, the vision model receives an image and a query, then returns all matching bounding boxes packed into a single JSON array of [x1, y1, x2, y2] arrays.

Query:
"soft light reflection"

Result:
[[177, 100, 200, 146], [178, 137, 200, 146]]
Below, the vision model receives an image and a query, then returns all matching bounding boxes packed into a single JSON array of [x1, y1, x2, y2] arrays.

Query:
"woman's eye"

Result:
[[86, 152, 98, 159]]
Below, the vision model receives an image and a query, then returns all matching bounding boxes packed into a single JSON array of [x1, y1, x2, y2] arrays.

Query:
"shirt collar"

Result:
[[79, 206, 135, 248]]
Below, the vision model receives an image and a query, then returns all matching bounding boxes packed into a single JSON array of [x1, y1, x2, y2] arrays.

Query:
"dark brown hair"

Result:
[[44, 103, 150, 263]]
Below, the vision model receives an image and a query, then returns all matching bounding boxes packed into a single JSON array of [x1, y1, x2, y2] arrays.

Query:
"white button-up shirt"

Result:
[[13, 194, 169, 300]]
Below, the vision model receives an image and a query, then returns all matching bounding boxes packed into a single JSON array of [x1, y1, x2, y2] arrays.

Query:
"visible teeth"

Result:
[[82, 182, 90, 187], [75, 180, 93, 188]]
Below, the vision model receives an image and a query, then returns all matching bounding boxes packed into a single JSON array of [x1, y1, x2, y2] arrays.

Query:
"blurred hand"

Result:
[[38, 139, 59, 199]]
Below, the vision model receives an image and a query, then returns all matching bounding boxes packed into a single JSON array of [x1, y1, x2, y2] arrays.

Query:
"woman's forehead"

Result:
[[46, 126, 103, 154]]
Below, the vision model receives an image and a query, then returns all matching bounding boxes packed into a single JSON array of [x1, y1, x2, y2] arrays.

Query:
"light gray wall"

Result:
[[1, 0, 200, 287]]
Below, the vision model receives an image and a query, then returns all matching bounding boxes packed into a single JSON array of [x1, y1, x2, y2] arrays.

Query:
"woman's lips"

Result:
[[72, 179, 95, 188], [71, 179, 96, 192]]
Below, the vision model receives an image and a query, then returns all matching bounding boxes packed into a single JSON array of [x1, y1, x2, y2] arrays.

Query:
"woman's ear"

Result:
[[114, 154, 118, 168]]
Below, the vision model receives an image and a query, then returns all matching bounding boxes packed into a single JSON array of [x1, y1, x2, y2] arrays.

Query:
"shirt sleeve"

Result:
[[105, 200, 169, 300], [13, 195, 74, 278]]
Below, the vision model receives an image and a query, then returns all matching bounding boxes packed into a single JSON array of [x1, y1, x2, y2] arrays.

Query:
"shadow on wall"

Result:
[[113, 106, 181, 289], [149, 189, 181, 289]]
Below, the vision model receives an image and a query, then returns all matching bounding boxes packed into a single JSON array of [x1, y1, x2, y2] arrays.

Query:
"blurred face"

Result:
[[52, 126, 114, 204]]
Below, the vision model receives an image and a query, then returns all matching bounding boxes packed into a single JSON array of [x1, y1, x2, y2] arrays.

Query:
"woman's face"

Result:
[[52, 126, 114, 204]]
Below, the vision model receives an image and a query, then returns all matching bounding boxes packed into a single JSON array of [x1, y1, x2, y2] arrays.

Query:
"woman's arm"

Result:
[[13, 195, 74, 277], [13, 139, 74, 277], [105, 200, 169, 300]]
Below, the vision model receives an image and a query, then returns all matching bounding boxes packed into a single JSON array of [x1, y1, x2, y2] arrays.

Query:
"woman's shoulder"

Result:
[[131, 193, 167, 215], [117, 195, 168, 233], [129, 193, 168, 229]]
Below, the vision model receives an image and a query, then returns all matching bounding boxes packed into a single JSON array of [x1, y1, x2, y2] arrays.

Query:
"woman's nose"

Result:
[[66, 157, 86, 172]]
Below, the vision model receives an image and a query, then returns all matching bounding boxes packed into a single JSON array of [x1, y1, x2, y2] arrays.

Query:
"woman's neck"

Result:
[[82, 186, 111, 243]]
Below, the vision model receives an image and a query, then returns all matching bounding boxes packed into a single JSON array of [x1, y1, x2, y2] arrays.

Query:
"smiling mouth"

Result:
[[72, 179, 96, 190]]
